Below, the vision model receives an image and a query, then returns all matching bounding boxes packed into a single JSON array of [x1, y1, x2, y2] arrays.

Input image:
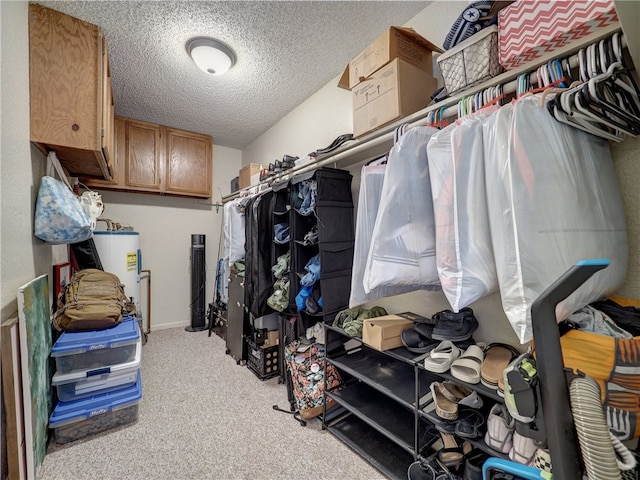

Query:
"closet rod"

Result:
[[222, 25, 624, 204]]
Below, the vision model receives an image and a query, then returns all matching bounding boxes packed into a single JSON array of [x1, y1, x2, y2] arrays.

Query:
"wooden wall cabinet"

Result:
[[29, 3, 114, 180], [85, 116, 212, 198]]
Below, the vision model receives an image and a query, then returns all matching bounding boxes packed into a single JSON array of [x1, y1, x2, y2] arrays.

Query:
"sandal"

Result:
[[402, 327, 438, 354], [434, 419, 457, 435], [450, 344, 485, 384], [436, 381, 483, 409], [437, 432, 465, 468], [424, 341, 462, 373], [454, 410, 485, 439], [480, 343, 520, 390], [431, 308, 478, 342], [430, 382, 458, 420]]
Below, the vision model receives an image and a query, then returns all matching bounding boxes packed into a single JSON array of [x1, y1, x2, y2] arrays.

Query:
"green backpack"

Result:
[[53, 268, 128, 331]]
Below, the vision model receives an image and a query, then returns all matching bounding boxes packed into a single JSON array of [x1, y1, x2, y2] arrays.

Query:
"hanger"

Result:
[[578, 48, 588, 82], [550, 93, 623, 141], [579, 65, 640, 135]]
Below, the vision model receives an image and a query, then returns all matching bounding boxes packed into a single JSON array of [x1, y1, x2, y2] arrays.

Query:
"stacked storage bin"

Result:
[[48, 316, 142, 444]]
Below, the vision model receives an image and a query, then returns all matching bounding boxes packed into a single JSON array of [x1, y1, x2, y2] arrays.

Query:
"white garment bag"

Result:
[[427, 106, 499, 312], [349, 162, 417, 307], [484, 95, 628, 343], [364, 126, 441, 293], [224, 198, 246, 266]]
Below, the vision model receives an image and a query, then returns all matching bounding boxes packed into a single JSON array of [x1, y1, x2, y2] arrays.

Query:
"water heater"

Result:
[[93, 231, 141, 309]]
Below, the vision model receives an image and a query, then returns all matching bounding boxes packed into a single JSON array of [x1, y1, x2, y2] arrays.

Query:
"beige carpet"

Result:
[[37, 327, 385, 480]]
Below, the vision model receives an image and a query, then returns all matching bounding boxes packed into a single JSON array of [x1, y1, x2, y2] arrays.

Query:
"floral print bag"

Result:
[[284, 340, 341, 420]]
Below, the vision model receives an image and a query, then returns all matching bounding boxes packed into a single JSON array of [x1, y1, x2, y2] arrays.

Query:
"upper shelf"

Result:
[[224, 21, 628, 203]]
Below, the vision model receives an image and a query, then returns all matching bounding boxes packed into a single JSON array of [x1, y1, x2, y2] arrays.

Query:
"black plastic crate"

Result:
[[246, 338, 279, 380]]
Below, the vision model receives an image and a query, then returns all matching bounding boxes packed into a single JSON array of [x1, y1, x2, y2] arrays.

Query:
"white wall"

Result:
[[239, 1, 640, 347], [242, 80, 353, 165], [0, 1, 67, 322], [95, 145, 242, 330]]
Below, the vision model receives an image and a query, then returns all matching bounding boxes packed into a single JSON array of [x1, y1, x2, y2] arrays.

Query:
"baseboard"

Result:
[[150, 320, 191, 331]]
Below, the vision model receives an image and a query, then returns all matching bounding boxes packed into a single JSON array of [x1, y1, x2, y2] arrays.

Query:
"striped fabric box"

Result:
[[498, 0, 618, 71]]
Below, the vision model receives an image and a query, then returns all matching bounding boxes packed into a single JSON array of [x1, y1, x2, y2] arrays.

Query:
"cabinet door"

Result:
[[124, 119, 163, 191], [82, 117, 124, 189], [101, 38, 115, 174], [29, 4, 110, 180], [164, 128, 212, 198]]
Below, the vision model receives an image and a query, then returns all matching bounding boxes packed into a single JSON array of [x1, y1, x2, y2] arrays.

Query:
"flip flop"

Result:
[[450, 345, 484, 384], [480, 343, 521, 390]]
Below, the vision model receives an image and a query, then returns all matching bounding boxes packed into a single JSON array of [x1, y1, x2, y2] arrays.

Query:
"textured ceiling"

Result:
[[35, 1, 431, 149]]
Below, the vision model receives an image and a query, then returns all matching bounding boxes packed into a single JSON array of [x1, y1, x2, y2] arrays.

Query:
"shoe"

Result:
[[424, 341, 462, 373], [450, 345, 484, 384], [509, 431, 540, 466], [437, 381, 472, 402], [462, 450, 488, 480], [402, 327, 438, 354], [480, 343, 520, 390], [408, 461, 437, 480], [273, 159, 283, 173], [282, 154, 298, 169], [414, 321, 436, 340], [454, 409, 485, 439], [437, 432, 465, 468], [432, 308, 478, 342], [484, 404, 515, 454], [431, 382, 458, 421]]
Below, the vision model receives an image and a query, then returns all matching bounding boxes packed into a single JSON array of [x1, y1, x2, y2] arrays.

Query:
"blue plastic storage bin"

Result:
[[49, 370, 142, 444], [52, 338, 141, 402], [51, 316, 140, 374]]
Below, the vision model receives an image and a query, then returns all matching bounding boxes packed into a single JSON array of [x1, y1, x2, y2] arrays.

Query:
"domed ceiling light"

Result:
[[186, 37, 236, 76]]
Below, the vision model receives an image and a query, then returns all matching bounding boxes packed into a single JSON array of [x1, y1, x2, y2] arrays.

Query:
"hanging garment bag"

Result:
[[350, 162, 419, 307], [364, 126, 441, 293], [483, 95, 628, 343], [245, 191, 275, 318], [427, 107, 499, 312]]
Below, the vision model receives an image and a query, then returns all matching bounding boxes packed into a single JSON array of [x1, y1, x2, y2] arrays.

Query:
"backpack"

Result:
[[53, 269, 128, 331]]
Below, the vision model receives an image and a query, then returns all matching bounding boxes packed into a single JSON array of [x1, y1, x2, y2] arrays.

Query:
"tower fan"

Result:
[[186, 234, 207, 332]]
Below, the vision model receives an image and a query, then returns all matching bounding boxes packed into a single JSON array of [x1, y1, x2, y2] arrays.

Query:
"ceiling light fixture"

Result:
[[186, 37, 236, 76]]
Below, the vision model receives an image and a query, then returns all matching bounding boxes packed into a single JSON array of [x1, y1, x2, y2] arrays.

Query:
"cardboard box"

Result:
[[338, 26, 442, 90], [362, 314, 415, 351], [498, 0, 618, 70], [352, 58, 437, 138], [264, 329, 279, 347], [239, 163, 263, 189]]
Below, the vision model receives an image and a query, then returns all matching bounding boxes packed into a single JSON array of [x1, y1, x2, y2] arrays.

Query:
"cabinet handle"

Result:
[[236, 301, 241, 307], [72, 124, 80, 131]]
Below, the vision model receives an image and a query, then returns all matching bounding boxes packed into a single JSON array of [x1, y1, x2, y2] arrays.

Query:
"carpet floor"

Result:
[[37, 327, 385, 480]]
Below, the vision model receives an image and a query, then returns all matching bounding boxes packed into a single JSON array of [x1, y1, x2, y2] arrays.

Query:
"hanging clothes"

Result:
[[427, 106, 499, 313], [364, 126, 441, 293], [484, 94, 628, 343], [349, 162, 420, 307]]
